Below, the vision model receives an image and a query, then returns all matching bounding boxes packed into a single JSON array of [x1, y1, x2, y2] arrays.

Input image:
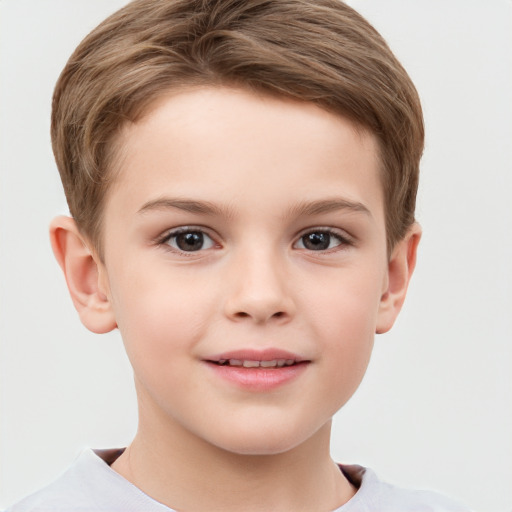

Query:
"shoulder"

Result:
[[5, 450, 100, 512], [4, 449, 170, 512], [338, 464, 473, 512]]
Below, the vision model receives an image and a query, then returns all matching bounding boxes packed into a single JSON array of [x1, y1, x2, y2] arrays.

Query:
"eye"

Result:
[[163, 228, 216, 252], [294, 229, 350, 251]]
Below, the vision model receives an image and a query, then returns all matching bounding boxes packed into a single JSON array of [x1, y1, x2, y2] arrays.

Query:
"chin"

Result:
[[222, 439, 299, 456], [205, 420, 327, 457]]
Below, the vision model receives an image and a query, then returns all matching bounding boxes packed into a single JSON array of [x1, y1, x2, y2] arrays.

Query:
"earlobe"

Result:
[[49, 216, 117, 334], [376, 223, 421, 334]]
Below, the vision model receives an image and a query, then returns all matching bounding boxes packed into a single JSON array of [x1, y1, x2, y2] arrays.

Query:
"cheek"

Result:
[[304, 271, 383, 395], [108, 267, 216, 362], [305, 267, 384, 341], [319, 306, 375, 394]]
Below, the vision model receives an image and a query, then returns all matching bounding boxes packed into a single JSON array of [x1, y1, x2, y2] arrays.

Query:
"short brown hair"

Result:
[[51, 0, 424, 256]]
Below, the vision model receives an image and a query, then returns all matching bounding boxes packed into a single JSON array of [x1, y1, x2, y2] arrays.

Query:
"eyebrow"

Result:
[[137, 197, 371, 218], [288, 198, 371, 218], [138, 198, 232, 217]]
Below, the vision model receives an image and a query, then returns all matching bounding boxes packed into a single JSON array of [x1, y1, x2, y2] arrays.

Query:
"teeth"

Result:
[[220, 359, 296, 368], [243, 360, 260, 368]]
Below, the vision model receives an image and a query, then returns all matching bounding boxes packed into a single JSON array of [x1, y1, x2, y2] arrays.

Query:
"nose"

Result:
[[223, 248, 295, 325]]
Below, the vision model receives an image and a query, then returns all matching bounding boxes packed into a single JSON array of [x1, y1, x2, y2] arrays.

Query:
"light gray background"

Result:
[[1, 1, 511, 510]]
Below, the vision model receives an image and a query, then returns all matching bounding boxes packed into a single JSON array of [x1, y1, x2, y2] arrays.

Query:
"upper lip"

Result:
[[205, 348, 308, 364]]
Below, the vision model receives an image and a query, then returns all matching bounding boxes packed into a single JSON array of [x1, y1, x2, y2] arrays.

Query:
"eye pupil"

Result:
[[176, 231, 204, 251], [303, 232, 330, 250]]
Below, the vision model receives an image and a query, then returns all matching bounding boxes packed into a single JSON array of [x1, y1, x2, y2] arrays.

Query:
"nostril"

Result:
[[232, 310, 287, 321]]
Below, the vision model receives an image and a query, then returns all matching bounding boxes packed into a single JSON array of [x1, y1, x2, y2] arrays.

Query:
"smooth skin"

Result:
[[51, 87, 420, 512]]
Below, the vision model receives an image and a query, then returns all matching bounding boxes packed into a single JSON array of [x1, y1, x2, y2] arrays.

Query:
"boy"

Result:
[[7, 0, 472, 510]]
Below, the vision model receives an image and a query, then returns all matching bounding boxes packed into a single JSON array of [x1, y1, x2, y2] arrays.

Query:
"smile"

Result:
[[205, 349, 309, 391], [215, 359, 298, 368], [206, 348, 308, 368]]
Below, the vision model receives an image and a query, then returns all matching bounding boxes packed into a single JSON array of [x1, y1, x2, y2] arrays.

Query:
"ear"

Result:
[[49, 216, 117, 334], [376, 223, 421, 334]]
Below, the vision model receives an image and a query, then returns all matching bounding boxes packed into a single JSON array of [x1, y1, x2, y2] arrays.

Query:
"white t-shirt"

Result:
[[6, 448, 472, 511]]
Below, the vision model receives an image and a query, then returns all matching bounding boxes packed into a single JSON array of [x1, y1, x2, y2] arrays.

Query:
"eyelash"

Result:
[[156, 226, 354, 255], [156, 226, 218, 255], [294, 228, 354, 252]]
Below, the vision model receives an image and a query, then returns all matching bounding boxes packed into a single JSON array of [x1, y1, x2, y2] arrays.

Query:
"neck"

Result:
[[112, 395, 355, 511]]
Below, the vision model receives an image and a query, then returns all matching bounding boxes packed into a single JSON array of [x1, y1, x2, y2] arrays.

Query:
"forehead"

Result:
[[106, 86, 384, 223]]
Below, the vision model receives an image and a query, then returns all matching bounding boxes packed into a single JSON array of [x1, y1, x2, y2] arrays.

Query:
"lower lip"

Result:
[[206, 362, 309, 391]]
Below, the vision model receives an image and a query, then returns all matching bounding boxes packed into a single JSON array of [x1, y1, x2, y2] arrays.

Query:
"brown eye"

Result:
[[165, 229, 215, 252], [175, 232, 204, 251], [295, 229, 349, 251], [302, 232, 331, 250]]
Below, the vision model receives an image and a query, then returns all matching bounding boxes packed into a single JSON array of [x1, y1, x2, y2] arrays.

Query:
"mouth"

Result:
[[211, 358, 302, 368], [205, 348, 308, 369], [204, 349, 310, 390]]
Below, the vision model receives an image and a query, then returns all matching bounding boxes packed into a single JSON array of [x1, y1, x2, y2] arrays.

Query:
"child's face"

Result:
[[97, 87, 393, 454]]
